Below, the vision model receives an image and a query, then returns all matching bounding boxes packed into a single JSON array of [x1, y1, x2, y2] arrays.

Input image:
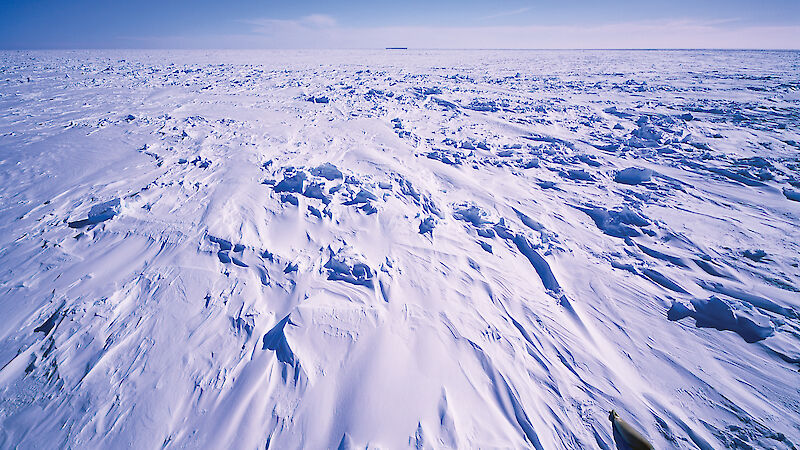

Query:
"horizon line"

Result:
[[1, 47, 799, 52]]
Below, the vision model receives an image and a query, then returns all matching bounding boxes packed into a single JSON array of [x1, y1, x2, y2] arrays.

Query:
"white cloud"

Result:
[[302, 14, 337, 28], [129, 16, 800, 49], [481, 7, 533, 21], [232, 16, 800, 49], [242, 14, 338, 36]]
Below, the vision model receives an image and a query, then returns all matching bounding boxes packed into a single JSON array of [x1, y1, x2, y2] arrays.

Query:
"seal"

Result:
[[609, 410, 654, 450]]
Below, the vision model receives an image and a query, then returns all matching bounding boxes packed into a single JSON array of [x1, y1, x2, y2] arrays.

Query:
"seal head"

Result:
[[608, 409, 654, 450]]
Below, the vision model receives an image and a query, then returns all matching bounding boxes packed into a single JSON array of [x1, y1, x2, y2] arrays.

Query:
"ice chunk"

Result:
[[217, 251, 231, 264], [466, 100, 498, 112], [419, 217, 436, 235], [302, 182, 330, 203], [88, 198, 122, 222], [359, 203, 378, 215], [427, 150, 463, 166], [262, 315, 296, 364], [343, 189, 377, 205], [308, 205, 322, 219], [565, 169, 593, 181], [68, 198, 122, 228], [632, 122, 664, 144], [614, 167, 652, 185], [310, 163, 343, 181], [476, 228, 495, 238], [453, 205, 489, 228], [324, 254, 374, 288], [577, 154, 602, 167], [742, 249, 767, 262], [493, 220, 515, 240], [669, 297, 774, 343], [209, 235, 233, 251], [281, 194, 299, 206], [783, 187, 800, 202], [274, 172, 307, 193], [578, 206, 650, 238], [33, 304, 63, 335]]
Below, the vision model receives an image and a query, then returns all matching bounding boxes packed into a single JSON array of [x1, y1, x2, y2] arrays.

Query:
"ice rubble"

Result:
[[0, 49, 799, 449]]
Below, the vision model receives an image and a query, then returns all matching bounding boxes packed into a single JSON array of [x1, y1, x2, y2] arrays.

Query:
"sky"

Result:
[[1, 0, 799, 49]]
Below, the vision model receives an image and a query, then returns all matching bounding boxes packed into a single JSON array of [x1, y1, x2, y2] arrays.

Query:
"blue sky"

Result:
[[1, 0, 798, 49]]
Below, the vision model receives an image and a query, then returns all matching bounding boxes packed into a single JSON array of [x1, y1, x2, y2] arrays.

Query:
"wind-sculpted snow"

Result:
[[1, 49, 800, 449]]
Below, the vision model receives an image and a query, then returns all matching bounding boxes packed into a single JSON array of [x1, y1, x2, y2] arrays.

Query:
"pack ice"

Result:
[[1, 50, 799, 449]]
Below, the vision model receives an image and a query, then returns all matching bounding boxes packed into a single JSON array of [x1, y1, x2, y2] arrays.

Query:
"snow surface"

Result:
[[1, 49, 799, 449]]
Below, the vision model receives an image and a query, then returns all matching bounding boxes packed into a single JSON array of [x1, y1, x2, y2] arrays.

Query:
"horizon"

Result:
[[2, 48, 799, 52]]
